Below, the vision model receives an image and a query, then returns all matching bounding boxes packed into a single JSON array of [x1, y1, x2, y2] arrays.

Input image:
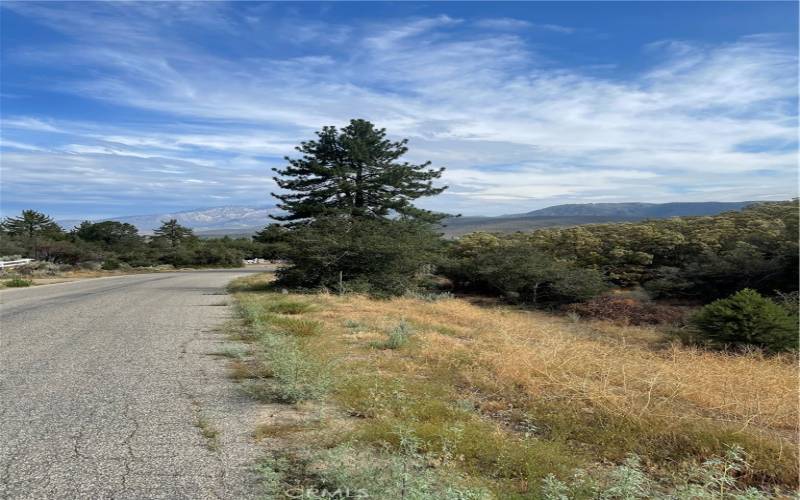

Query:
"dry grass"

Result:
[[324, 295, 796, 433], [230, 274, 798, 496]]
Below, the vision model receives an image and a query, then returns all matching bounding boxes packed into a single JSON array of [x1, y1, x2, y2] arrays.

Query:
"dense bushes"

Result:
[[566, 295, 687, 325], [442, 233, 606, 305], [690, 289, 798, 352], [274, 216, 443, 296], [444, 201, 798, 303]]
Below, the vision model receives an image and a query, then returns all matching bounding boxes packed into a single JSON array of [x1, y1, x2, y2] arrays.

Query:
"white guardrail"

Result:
[[0, 259, 34, 269]]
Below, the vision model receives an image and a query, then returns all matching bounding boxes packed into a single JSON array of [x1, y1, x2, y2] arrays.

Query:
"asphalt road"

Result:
[[0, 269, 269, 499]]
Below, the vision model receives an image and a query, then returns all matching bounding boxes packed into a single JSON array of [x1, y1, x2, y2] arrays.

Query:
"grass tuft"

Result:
[[263, 297, 314, 315], [212, 346, 248, 359], [195, 415, 220, 451]]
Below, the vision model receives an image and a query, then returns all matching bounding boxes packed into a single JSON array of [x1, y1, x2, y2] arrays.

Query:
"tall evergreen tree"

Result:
[[1, 210, 63, 258], [153, 219, 195, 248], [75, 221, 142, 250], [272, 119, 447, 225], [1, 210, 62, 239]]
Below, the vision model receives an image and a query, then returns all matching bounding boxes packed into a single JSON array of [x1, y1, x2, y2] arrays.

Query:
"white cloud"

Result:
[[0, 4, 796, 216], [474, 18, 574, 34]]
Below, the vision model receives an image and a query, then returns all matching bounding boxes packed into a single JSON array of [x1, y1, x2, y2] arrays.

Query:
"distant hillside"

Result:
[[439, 215, 647, 237], [440, 201, 758, 237], [60, 206, 280, 234], [516, 201, 754, 218], [59, 201, 762, 237]]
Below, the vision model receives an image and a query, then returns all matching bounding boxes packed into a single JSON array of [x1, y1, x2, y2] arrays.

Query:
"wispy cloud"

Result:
[[474, 18, 574, 34], [1, 3, 796, 217]]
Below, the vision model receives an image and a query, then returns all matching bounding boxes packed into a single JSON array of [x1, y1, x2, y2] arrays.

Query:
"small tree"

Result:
[[152, 219, 196, 248], [690, 288, 798, 352]]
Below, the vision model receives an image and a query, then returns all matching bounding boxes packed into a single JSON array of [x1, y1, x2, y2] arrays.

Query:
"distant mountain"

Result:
[[440, 201, 759, 237], [514, 201, 755, 218], [58, 201, 761, 237], [439, 215, 646, 236], [59, 206, 280, 234]]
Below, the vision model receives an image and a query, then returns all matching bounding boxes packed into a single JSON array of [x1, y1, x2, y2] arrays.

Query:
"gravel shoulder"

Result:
[[0, 268, 272, 499]]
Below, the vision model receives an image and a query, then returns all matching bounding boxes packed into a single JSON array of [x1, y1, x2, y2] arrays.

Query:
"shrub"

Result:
[[374, 321, 414, 349], [275, 216, 444, 297], [539, 446, 772, 499], [690, 289, 798, 352], [4, 277, 32, 287], [566, 296, 687, 325], [442, 240, 607, 305], [311, 438, 493, 500], [123, 257, 156, 268], [101, 258, 121, 270]]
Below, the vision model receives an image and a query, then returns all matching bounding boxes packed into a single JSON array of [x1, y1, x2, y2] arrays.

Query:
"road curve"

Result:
[[0, 269, 268, 499]]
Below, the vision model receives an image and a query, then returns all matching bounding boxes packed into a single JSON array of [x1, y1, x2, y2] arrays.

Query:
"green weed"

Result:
[[4, 277, 31, 287], [372, 320, 414, 349]]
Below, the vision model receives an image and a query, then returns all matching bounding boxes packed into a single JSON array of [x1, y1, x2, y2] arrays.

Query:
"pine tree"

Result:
[[1, 210, 63, 259], [1, 210, 62, 239], [272, 119, 447, 225], [153, 219, 195, 248], [75, 221, 141, 250]]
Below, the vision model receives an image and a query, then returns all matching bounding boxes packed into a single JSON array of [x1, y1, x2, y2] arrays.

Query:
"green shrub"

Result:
[[690, 289, 798, 352], [373, 321, 414, 349], [4, 277, 32, 287], [313, 439, 493, 500], [258, 331, 330, 402], [539, 446, 772, 500], [275, 216, 444, 297], [442, 239, 607, 306], [101, 258, 121, 270]]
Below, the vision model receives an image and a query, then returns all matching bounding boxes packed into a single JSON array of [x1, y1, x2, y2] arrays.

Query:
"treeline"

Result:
[[442, 200, 798, 305], [0, 211, 261, 269]]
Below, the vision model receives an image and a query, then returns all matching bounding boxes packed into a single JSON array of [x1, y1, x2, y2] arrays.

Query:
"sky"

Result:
[[1, 1, 797, 219]]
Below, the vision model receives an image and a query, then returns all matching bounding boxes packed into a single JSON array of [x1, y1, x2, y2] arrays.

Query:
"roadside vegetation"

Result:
[[1, 276, 32, 288], [215, 120, 797, 498], [0, 210, 266, 271], [227, 273, 797, 498]]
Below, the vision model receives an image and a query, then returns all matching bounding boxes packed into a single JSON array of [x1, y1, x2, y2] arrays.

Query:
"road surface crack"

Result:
[[115, 403, 139, 500]]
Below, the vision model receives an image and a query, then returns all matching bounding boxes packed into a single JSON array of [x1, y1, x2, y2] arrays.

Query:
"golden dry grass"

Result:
[[231, 274, 798, 493], [315, 294, 797, 433]]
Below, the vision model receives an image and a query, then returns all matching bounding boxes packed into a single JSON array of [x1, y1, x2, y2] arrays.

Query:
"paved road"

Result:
[[0, 269, 268, 499]]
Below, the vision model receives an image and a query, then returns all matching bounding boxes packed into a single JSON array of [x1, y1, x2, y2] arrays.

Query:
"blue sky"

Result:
[[1, 1, 797, 219]]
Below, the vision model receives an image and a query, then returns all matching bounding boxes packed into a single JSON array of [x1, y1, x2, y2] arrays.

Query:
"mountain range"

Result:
[[59, 206, 281, 234], [58, 201, 757, 237], [441, 201, 756, 236]]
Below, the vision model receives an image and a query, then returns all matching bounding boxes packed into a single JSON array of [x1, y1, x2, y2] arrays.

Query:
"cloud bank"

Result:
[[1, 2, 796, 218]]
